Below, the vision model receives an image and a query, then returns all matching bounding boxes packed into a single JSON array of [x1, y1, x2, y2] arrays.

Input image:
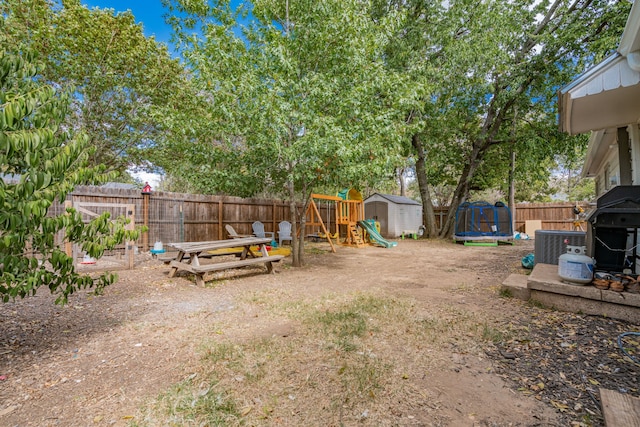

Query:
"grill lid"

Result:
[[596, 185, 640, 209]]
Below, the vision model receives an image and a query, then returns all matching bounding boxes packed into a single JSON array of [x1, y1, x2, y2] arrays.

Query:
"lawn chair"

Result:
[[251, 221, 275, 239], [278, 221, 292, 246], [225, 224, 251, 239]]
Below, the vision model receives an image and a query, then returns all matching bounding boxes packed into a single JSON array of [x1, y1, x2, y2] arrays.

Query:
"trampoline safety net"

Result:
[[454, 201, 513, 241]]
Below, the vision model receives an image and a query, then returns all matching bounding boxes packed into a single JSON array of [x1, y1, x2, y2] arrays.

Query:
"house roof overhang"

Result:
[[619, 0, 640, 62], [559, 53, 640, 135], [559, 1, 640, 136]]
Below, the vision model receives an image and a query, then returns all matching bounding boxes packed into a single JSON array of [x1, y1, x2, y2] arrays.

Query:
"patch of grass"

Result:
[[339, 355, 390, 396], [200, 342, 244, 364], [415, 305, 514, 349], [481, 321, 508, 343], [417, 306, 476, 341], [528, 299, 547, 309], [134, 375, 240, 426], [204, 279, 228, 288], [305, 246, 328, 255], [498, 287, 513, 298], [315, 308, 367, 351], [133, 292, 432, 425], [451, 282, 476, 294], [307, 293, 398, 352]]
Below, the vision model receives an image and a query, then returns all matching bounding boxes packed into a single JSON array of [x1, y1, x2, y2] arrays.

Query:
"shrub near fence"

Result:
[[53, 187, 591, 254]]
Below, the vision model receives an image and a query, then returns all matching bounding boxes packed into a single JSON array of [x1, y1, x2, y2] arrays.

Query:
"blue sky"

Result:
[[82, 0, 174, 45], [82, 0, 249, 48], [79, 1, 247, 186]]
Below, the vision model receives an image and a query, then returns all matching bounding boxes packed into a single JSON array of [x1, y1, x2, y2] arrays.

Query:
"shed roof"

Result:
[[365, 193, 421, 206]]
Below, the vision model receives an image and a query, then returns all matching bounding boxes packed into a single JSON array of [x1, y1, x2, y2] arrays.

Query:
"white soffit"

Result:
[[559, 54, 640, 135]]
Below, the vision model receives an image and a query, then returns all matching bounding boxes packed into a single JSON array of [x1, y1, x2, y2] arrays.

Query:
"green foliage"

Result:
[[374, 0, 629, 235], [566, 178, 595, 202], [160, 0, 402, 195], [1, 0, 188, 177], [0, 39, 139, 304], [158, 0, 407, 264]]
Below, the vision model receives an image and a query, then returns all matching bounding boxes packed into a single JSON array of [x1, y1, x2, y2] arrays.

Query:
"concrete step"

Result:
[[501, 273, 531, 301], [501, 263, 640, 323]]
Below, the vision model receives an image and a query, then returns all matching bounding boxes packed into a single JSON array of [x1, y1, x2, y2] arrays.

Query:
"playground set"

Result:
[[305, 189, 397, 252]]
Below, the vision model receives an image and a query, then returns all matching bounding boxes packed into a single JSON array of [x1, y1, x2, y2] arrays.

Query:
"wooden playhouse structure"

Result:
[[305, 189, 398, 250], [305, 189, 367, 252]]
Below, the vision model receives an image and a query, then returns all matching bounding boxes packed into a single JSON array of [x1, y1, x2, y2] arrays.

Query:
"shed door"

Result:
[[365, 201, 389, 237]]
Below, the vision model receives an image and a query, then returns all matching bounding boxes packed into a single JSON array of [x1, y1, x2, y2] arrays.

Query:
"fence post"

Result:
[[179, 202, 184, 242], [272, 202, 277, 235], [64, 200, 72, 258], [126, 204, 135, 269], [218, 200, 223, 240], [142, 192, 150, 251]]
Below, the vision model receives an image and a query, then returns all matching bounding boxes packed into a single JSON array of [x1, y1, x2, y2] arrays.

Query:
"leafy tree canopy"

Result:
[[373, 0, 629, 236], [157, 0, 407, 264], [0, 28, 139, 304], [1, 0, 189, 178]]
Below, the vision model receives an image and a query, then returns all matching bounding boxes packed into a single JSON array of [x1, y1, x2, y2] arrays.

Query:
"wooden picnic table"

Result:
[[166, 237, 284, 286]]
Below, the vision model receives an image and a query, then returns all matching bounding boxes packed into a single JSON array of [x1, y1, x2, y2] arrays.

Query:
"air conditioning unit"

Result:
[[535, 230, 586, 265]]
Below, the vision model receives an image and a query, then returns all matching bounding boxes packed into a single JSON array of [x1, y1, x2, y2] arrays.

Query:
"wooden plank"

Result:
[[170, 255, 284, 287], [76, 202, 131, 208], [168, 237, 271, 253], [190, 255, 284, 273], [600, 388, 640, 427], [159, 251, 242, 264], [169, 260, 197, 274], [75, 206, 101, 218]]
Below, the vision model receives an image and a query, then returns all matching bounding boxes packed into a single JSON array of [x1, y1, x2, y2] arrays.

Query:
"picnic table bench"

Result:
[[167, 237, 284, 286]]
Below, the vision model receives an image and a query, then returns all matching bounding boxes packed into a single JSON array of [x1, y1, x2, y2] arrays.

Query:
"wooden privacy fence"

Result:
[[52, 187, 592, 253], [424, 202, 592, 233], [512, 201, 593, 232], [53, 186, 308, 252]]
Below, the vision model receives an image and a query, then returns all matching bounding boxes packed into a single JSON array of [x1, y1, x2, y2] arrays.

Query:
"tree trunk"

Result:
[[412, 134, 437, 237], [439, 90, 510, 237], [508, 145, 516, 234], [296, 196, 312, 266], [287, 173, 301, 267], [398, 167, 406, 197], [508, 108, 517, 233], [439, 142, 484, 238]]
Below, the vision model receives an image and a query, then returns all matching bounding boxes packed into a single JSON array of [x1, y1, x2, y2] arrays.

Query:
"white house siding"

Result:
[[631, 125, 640, 186], [591, 124, 640, 197], [559, 2, 640, 201]]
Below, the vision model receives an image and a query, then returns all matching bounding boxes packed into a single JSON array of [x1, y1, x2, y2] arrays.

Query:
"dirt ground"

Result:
[[0, 239, 638, 426]]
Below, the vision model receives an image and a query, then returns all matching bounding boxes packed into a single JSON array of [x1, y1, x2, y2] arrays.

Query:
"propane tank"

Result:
[[558, 245, 594, 285]]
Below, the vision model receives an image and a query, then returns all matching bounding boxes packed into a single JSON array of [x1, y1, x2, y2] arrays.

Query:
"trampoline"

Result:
[[454, 201, 513, 242]]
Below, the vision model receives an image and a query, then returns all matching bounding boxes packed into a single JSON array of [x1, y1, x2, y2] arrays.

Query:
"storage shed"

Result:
[[364, 193, 423, 238]]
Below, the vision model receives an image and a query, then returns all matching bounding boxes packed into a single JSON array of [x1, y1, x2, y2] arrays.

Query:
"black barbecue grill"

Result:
[[587, 186, 640, 273]]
